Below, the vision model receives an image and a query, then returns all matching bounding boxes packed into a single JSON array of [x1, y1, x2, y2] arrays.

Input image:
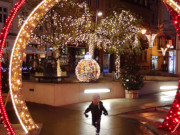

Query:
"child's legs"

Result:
[[92, 117, 101, 133], [96, 119, 101, 133]]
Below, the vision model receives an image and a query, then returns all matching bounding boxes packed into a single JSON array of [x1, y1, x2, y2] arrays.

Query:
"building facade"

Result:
[[0, 0, 18, 56], [157, 0, 179, 74], [1, 0, 179, 75], [86, 0, 179, 74]]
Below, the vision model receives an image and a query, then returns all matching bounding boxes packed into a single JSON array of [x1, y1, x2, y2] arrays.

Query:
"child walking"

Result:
[[84, 94, 108, 135]]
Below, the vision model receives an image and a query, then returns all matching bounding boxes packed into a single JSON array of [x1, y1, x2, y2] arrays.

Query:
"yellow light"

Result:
[[141, 29, 147, 34], [9, 0, 60, 133], [97, 11, 103, 17], [163, 0, 180, 13]]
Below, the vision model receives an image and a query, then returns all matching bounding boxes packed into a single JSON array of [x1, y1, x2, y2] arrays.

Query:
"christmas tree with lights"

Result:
[[121, 57, 144, 91]]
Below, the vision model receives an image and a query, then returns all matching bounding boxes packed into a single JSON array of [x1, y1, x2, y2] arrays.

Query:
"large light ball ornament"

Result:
[[75, 57, 100, 82]]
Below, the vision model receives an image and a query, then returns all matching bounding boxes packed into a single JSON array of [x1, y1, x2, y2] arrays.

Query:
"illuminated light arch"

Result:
[[0, 0, 177, 134], [0, 0, 26, 134], [159, 1, 180, 133], [9, 0, 61, 134]]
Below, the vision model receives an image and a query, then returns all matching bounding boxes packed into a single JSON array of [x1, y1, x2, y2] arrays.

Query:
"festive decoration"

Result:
[[18, 0, 93, 49], [94, 10, 141, 79], [75, 57, 100, 82], [159, 1, 180, 133], [161, 48, 168, 56], [115, 54, 120, 79], [88, 34, 96, 58], [0, 0, 178, 134], [0, 0, 26, 134], [9, 0, 61, 134], [121, 57, 144, 90], [163, 0, 180, 14], [57, 59, 62, 76], [146, 34, 157, 47]]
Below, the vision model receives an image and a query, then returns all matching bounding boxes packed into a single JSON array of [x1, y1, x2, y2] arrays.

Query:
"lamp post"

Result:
[[89, 11, 103, 58], [96, 11, 103, 24]]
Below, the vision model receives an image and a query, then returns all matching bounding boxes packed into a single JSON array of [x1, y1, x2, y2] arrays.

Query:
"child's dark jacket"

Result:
[[85, 101, 108, 118]]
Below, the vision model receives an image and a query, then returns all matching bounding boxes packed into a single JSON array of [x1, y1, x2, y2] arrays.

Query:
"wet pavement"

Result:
[[6, 90, 177, 135]]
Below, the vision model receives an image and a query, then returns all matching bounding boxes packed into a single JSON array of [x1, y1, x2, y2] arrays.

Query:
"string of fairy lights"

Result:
[[95, 10, 141, 79], [75, 57, 100, 82], [9, 0, 61, 134], [163, 0, 180, 14], [18, 1, 93, 49], [0, 0, 26, 134], [159, 1, 180, 133], [95, 10, 141, 52]]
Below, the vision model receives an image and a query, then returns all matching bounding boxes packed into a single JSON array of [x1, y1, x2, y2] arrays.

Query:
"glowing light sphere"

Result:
[[75, 58, 100, 82]]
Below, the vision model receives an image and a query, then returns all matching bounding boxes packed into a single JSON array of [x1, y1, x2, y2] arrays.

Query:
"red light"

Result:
[[174, 20, 178, 24], [0, 0, 26, 134], [175, 118, 179, 122], [159, 3, 180, 133]]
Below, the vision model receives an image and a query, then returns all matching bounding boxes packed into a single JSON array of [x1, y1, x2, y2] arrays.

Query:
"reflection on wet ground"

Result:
[[6, 90, 177, 135]]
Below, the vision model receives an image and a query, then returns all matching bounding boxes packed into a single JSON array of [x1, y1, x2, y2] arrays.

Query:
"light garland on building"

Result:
[[0, 0, 26, 134], [146, 34, 157, 47], [75, 57, 100, 82], [161, 48, 168, 56]]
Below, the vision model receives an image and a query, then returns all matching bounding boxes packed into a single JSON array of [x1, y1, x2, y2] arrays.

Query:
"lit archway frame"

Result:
[[0, 0, 177, 134], [0, 0, 26, 134], [8, 0, 61, 134], [159, 0, 180, 133]]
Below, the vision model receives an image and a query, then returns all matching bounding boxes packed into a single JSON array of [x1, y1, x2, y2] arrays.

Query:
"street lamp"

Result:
[[96, 11, 103, 24], [141, 29, 147, 35], [89, 11, 103, 59]]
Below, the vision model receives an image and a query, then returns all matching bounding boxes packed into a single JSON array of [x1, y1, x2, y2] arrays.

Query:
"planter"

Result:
[[125, 90, 139, 99]]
